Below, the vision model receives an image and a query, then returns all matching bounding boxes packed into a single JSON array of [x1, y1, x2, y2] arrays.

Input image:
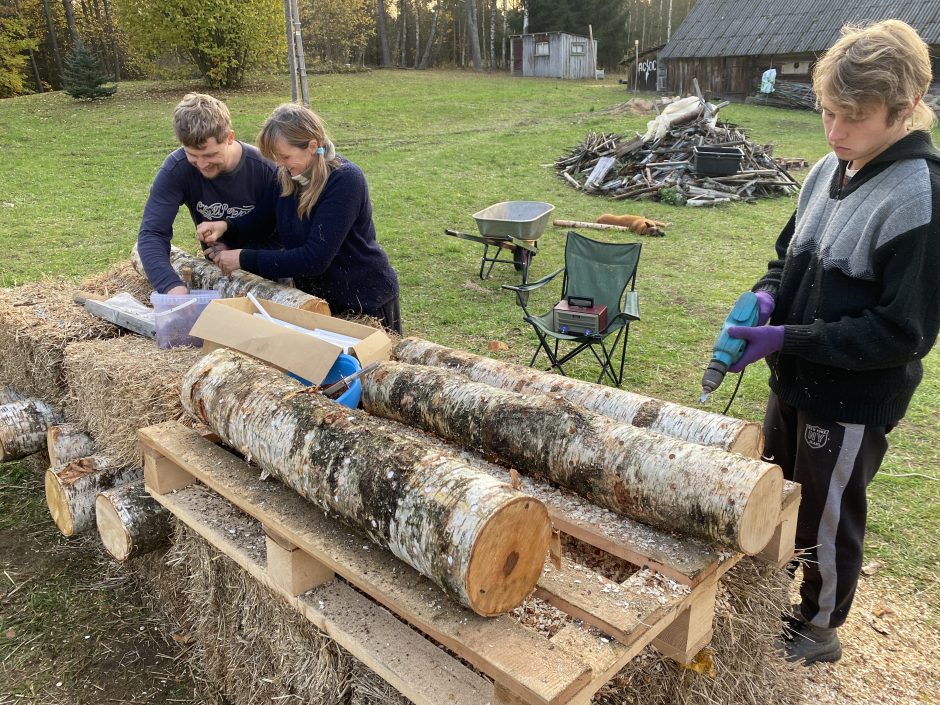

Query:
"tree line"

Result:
[[0, 0, 696, 98]]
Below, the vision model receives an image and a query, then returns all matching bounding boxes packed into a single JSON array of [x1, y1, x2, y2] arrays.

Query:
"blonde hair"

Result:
[[256, 103, 340, 218], [813, 19, 936, 131], [173, 93, 233, 147]]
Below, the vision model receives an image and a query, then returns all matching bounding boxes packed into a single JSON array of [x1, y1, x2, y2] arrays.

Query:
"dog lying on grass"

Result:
[[596, 213, 668, 237]]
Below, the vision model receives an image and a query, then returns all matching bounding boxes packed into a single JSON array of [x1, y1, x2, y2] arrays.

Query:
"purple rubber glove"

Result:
[[754, 291, 775, 326], [727, 325, 784, 372]]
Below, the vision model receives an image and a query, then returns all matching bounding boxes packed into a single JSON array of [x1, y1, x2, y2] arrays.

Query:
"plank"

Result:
[[140, 422, 591, 705], [153, 482, 491, 705], [84, 292, 156, 338]]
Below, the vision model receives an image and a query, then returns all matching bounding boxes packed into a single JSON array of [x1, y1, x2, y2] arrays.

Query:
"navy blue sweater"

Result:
[[755, 131, 940, 426], [137, 142, 279, 293], [237, 158, 399, 316]]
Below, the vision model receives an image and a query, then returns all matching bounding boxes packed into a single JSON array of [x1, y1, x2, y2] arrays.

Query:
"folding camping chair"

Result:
[[501, 231, 641, 386]]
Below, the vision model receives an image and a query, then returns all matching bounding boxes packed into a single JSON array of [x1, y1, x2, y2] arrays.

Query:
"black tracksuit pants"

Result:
[[762, 392, 888, 629]]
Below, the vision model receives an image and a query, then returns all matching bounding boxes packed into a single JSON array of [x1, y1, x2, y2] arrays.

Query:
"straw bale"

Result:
[[78, 260, 153, 303], [0, 282, 119, 404], [62, 336, 204, 466], [595, 557, 804, 705]]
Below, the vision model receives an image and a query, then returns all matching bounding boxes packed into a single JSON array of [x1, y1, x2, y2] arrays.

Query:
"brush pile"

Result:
[[555, 97, 801, 206], [750, 80, 817, 110]]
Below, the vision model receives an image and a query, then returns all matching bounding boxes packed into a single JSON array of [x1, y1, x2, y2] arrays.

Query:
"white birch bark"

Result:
[[393, 337, 762, 457], [96, 480, 171, 561], [362, 361, 783, 555], [46, 424, 95, 467], [44, 456, 142, 537], [180, 348, 551, 616], [0, 399, 63, 461]]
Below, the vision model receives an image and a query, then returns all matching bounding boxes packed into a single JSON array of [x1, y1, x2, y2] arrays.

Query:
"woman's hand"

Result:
[[196, 220, 228, 245], [209, 248, 242, 277]]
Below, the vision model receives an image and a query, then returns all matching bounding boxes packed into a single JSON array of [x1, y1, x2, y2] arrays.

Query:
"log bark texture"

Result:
[[180, 348, 551, 616], [44, 456, 142, 536], [96, 480, 172, 561], [361, 361, 783, 555], [0, 385, 24, 405], [130, 244, 330, 314], [0, 399, 64, 461], [393, 337, 762, 458], [47, 424, 96, 467]]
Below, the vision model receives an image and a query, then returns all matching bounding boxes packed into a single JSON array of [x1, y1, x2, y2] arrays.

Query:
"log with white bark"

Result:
[[180, 348, 551, 616], [46, 424, 96, 467], [0, 399, 64, 461], [361, 361, 783, 555], [44, 456, 143, 537], [393, 337, 762, 458], [130, 244, 330, 314], [96, 480, 171, 561], [0, 385, 24, 405]]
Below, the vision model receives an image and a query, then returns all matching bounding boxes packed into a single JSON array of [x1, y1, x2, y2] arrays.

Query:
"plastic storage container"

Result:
[[150, 290, 221, 349], [692, 145, 744, 176], [289, 353, 362, 409]]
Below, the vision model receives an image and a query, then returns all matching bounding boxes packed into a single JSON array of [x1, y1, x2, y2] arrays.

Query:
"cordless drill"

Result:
[[699, 291, 760, 403]]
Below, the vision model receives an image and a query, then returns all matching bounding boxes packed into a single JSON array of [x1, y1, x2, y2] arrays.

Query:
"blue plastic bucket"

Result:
[[288, 353, 362, 409]]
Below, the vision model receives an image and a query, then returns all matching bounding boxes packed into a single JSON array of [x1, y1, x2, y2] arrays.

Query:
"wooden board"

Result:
[[153, 483, 491, 705]]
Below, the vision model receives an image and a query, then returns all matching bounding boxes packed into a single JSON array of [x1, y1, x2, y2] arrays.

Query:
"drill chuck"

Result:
[[699, 291, 761, 402]]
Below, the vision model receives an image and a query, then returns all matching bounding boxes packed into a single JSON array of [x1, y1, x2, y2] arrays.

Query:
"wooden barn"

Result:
[[657, 0, 940, 101], [510, 32, 599, 80]]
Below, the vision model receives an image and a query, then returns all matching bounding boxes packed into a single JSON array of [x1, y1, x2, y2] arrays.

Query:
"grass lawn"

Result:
[[0, 68, 937, 630]]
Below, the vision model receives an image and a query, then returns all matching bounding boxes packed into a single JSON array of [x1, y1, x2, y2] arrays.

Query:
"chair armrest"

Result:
[[621, 290, 640, 321], [501, 267, 565, 295]]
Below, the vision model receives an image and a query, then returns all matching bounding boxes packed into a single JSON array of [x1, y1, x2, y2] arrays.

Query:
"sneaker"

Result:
[[780, 621, 842, 665]]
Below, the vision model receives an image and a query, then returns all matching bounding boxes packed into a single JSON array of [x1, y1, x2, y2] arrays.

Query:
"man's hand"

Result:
[[165, 285, 189, 296], [196, 220, 228, 245], [209, 248, 242, 277]]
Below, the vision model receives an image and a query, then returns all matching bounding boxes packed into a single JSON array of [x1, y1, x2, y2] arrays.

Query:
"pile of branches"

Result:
[[750, 80, 817, 110], [555, 104, 801, 207]]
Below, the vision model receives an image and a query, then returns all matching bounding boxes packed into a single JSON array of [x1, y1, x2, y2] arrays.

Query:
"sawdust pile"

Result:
[[0, 282, 119, 404], [596, 558, 803, 705], [62, 335, 204, 466], [78, 260, 153, 303], [153, 523, 410, 705]]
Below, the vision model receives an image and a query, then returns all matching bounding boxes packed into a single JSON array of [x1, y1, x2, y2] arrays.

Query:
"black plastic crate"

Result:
[[692, 145, 744, 176]]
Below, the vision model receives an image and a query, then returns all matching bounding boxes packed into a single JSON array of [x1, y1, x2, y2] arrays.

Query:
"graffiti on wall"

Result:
[[639, 58, 657, 82]]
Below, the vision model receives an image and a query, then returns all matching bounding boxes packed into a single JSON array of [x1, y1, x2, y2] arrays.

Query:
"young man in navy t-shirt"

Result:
[[137, 93, 279, 295]]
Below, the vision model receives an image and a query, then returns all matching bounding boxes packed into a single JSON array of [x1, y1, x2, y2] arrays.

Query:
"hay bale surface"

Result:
[[78, 261, 153, 303], [63, 336, 204, 466], [0, 282, 119, 404]]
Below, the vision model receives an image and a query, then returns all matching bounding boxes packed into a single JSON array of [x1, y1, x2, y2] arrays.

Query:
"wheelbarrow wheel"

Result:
[[513, 246, 531, 272]]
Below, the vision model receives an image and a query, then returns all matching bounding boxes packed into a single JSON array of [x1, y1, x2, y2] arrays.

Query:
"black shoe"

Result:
[[779, 621, 842, 665], [782, 602, 805, 632]]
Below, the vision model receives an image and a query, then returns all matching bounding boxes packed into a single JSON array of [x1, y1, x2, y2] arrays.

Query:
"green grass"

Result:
[[0, 70, 937, 617]]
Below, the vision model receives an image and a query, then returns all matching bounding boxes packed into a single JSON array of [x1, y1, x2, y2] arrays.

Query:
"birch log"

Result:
[[47, 424, 96, 467], [180, 348, 551, 616], [0, 399, 64, 461], [362, 361, 783, 555], [44, 456, 143, 536], [96, 480, 171, 561], [393, 337, 762, 458], [130, 244, 330, 314]]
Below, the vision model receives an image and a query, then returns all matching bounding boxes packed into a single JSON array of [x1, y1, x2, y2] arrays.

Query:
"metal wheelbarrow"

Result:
[[444, 201, 555, 284]]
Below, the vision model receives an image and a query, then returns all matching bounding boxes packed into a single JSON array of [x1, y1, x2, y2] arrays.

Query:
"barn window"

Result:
[[535, 41, 550, 57], [571, 43, 585, 55]]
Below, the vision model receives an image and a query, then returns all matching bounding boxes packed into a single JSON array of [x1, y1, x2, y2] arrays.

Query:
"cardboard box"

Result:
[[190, 297, 392, 386]]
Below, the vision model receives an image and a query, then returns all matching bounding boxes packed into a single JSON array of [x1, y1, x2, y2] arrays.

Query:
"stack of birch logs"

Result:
[[555, 99, 801, 206]]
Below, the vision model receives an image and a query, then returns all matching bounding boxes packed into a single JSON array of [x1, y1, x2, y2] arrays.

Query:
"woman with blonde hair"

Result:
[[713, 19, 940, 665], [198, 103, 401, 333]]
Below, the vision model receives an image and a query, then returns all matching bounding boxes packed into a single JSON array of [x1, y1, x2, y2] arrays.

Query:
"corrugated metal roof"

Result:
[[659, 0, 940, 58]]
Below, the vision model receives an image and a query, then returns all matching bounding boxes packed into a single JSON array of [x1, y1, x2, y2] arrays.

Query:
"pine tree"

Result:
[[62, 42, 116, 100]]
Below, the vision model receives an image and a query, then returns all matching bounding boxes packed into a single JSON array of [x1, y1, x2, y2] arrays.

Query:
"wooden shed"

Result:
[[658, 0, 940, 100], [510, 32, 599, 80]]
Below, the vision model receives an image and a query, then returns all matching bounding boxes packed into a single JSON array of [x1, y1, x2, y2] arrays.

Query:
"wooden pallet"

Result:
[[139, 421, 797, 705]]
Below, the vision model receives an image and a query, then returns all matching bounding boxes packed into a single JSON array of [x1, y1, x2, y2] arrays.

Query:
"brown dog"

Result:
[[596, 213, 668, 237]]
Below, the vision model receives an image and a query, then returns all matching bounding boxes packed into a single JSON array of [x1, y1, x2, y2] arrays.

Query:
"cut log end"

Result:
[[466, 496, 552, 616], [728, 423, 764, 459], [95, 494, 133, 561], [299, 299, 332, 315], [737, 464, 785, 555], [44, 468, 75, 537]]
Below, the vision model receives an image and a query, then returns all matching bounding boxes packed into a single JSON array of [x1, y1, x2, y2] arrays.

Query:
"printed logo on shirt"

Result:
[[196, 201, 255, 220], [804, 424, 830, 449]]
